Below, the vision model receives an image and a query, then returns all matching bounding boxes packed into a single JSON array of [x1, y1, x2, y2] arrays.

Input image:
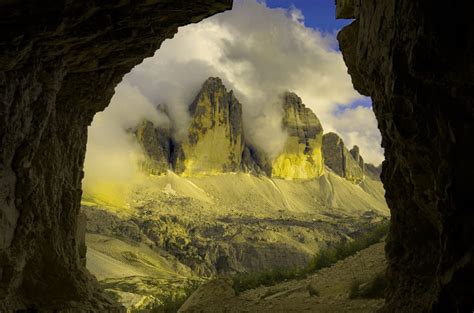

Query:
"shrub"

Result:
[[128, 280, 201, 313], [232, 267, 306, 293], [307, 220, 389, 272]]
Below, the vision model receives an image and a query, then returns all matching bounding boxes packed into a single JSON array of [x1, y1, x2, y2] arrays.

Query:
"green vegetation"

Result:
[[127, 280, 201, 313], [154, 281, 200, 313], [349, 272, 387, 299], [232, 267, 306, 293], [231, 220, 389, 293], [307, 220, 389, 272]]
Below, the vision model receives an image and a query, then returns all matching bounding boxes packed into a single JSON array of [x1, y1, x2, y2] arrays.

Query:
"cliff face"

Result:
[[137, 82, 329, 180], [350, 145, 365, 173], [136, 81, 378, 184], [178, 77, 245, 176], [272, 92, 325, 179], [337, 0, 474, 311], [364, 163, 381, 181], [136, 120, 173, 175], [0, 1, 232, 311], [322, 132, 365, 183]]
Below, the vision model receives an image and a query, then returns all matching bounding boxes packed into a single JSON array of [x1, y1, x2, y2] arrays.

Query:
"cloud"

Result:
[[82, 83, 169, 199], [83, 0, 384, 191], [327, 104, 384, 165]]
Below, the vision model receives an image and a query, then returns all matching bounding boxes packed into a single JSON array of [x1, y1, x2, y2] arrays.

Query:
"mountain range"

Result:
[[136, 77, 381, 182]]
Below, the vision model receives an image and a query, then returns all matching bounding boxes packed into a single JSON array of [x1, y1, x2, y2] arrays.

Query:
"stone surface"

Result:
[[177, 77, 245, 176], [338, 0, 474, 311], [350, 145, 365, 173], [136, 119, 173, 175], [364, 163, 381, 181], [0, 1, 232, 311], [272, 92, 325, 179], [336, 0, 356, 19], [241, 144, 272, 176], [322, 133, 364, 183]]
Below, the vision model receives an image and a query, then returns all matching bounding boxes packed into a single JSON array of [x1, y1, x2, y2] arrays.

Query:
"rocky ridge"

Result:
[[322, 133, 365, 183], [137, 77, 381, 183]]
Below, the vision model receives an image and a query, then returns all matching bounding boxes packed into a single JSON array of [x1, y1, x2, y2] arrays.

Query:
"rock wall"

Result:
[[272, 92, 325, 179], [0, 1, 232, 311], [350, 145, 365, 173], [322, 132, 364, 183], [178, 77, 245, 175], [136, 120, 173, 175], [337, 0, 474, 311]]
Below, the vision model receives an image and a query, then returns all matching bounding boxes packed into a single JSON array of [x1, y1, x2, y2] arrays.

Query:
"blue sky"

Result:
[[265, 0, 372, 110], [265, 1, 371, 110], [265, 0, 352, 32]]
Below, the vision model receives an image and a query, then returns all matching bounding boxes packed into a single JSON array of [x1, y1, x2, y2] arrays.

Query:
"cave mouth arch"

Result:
[[80, 1, 389, 309]]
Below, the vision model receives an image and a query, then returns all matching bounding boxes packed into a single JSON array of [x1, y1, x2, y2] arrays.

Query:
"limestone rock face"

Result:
[[272, 92, 324, 179], [322, 133, 364, 183], [136, 120, 173, 175], [338, 0, 474, 311], [0, 1, 231, 311], [350, 145, 365, 173], [177, 77, 244, 176], [241, 145, 272, 176], [364, 163, 382, 181]]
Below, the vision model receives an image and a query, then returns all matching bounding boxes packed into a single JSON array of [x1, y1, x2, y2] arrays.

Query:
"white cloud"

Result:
[[83, 83, 169, 193], [84, 0, 384, 188], [326, 104, 384, 165]]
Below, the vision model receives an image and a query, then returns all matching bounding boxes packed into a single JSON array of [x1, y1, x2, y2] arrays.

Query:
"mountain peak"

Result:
[[272, 92, 325, 179], [178, 77, 244, 175], [201, 76, 225, 89], [322, 133, 365, 183]]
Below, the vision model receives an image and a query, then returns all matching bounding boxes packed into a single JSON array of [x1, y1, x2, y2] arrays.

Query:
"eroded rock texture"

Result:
[[178, 77, 245, 175], [322, 132, 364, 183], [272, 92, 325, 179], [338, 0, 474, 312], [136, 120, 173, 175], [0, 1, 232, 311]]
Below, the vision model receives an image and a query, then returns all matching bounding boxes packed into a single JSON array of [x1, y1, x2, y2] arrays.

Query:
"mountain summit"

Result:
[[176, 77, 244, 175]]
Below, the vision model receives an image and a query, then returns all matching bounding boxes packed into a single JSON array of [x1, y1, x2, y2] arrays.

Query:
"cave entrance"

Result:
[[80, 1, 390, 311]]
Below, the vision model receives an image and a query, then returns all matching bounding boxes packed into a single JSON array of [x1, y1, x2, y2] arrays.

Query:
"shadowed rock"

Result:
[[177, 77, 245, 175], [338, 0, 474, 311], [272, 92, 325, 179], [322, 132, 364, 183], [136, 120, 173, 175]]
